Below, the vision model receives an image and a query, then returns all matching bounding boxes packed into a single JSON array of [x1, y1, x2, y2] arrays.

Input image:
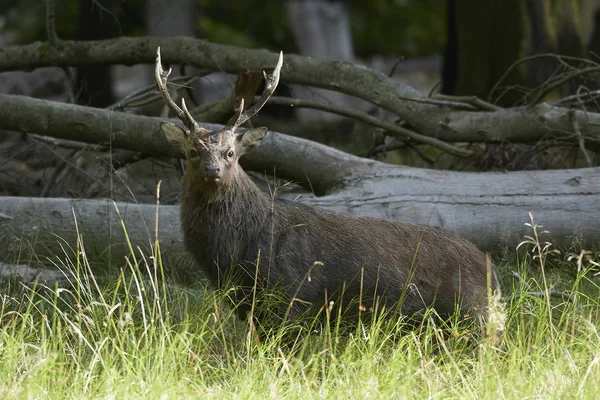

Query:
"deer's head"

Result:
[[155, 47, 282, 186]]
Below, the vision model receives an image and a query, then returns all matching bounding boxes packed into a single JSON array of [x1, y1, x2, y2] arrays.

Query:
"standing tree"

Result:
[[443, 0, 585, 105], [75, 0, 117, 107]]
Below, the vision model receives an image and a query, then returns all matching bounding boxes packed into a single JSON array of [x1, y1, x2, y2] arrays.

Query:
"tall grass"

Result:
[[1, 212, 599, 399]]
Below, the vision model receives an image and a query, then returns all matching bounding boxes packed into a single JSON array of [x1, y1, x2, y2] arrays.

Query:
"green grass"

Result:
[[2, 222, 600, 399]]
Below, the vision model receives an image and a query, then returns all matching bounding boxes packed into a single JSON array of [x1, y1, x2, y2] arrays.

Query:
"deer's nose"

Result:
[[204, 164, 221, 177]]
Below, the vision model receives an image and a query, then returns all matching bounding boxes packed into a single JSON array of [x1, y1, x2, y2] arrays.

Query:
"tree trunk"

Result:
[[144, 0, 205, 103], [0, 196, 191, 277], [75, 0, 116, 107], [285, 0, 357, 122], [444, 0, 585, 105]]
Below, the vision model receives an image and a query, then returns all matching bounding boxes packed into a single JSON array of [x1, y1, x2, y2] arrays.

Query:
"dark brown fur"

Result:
[[178, 154, 499, 323]]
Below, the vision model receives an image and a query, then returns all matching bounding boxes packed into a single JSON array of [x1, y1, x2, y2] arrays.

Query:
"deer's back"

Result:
[[263, 202, 495, 317]]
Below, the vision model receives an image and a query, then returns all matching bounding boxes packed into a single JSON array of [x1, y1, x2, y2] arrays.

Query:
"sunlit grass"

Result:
[[1, 212, 600, 399]]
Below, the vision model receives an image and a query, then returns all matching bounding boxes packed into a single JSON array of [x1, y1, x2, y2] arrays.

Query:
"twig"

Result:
[[395, 94, 479, 111], [405, 141, 435, 164], [366, 138, 435, 164], [388, 57, 405, 77], [508, 271, 576, 303], [427, 81, 442, 98], [430, 94, 502, 111], [489, 53, 600, 103], [30, 134, 109, 151], [46, 0, 59, 44], [570, 109, 593, 167], [29, 136, 106, 188], [109, 75, 202, 111], [529, 66, 600, 106], [366, 139, 408, 158], [264, 95, 474, 158], [553, 88, 600, 107], [510, 271, 534, 291], [179, 65, 200, 107], [505, 290, 576, 303], [40, 150, 76, 197]]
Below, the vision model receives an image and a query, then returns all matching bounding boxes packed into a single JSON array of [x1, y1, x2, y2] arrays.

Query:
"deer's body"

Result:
[[154, 48, 499, 325], [180, 163, 496, 320]]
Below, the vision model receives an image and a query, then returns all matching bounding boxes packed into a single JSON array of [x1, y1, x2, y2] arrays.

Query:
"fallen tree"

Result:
[[1, 168, 599, 272], [1, 36, 600, 149], [1, 95, 599, 272]]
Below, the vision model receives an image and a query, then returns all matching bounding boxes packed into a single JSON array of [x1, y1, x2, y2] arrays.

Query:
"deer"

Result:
[[154, 47, 500, 332]]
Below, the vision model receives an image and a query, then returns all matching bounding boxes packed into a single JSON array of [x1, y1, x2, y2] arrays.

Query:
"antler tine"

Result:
[[229, 51, 283, 132], [226, 98, 245, 128], [180, 97, 202, 133], [155, 47, 205, 134]]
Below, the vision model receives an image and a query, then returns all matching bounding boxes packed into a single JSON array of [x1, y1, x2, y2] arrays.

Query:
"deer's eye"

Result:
[[226, 150, 234, 159], [189, 149, 198, 158]]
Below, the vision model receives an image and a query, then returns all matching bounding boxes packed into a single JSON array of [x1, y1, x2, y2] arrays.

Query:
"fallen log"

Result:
[[1, 177, 598, 275]]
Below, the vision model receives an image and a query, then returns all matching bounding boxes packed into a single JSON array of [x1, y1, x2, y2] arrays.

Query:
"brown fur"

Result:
[[166, 126, 499, 324]]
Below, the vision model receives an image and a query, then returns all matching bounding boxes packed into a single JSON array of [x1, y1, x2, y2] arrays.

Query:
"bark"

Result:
[[0, 262, 73, 287], [0, 197, 190, 274], [1, 37, 600, 146]]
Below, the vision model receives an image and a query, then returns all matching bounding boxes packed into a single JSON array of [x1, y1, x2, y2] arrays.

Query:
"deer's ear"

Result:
[[160, 122, 187, 144], [237, 127, 268, 154]]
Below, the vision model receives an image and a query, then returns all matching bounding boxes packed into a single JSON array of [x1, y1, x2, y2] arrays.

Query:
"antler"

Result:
[[226, 51, 284, 132], [155, 47, 207, 135]]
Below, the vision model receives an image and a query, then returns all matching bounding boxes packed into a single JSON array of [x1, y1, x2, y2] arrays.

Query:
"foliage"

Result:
[[0, 0, 146, 43], [0, 0, 446, 57], [347, 0, 446, 57], [198, 0, 446, 57]]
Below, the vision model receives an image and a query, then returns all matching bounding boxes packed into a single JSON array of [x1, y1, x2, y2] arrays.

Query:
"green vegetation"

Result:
[[1, 219, 599, 398], [1, 1, 446, 58]]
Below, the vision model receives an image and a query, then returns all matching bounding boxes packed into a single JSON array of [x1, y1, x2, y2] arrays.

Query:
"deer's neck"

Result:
[[180, 166, 271, 262]]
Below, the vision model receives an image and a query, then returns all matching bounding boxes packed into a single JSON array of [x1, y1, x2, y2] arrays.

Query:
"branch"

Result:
[[529, 66, 600, 106], [553, 89, 600, 107], [2, 37, 600, 144], [570, 109, 594, 167], [0, 262, 71, 287], [0, 94, 376, 195], [264, 96, 473, 158], [489, 53, 600, 103], [504, 290, 576, 303], [430, 94, 503, 111]]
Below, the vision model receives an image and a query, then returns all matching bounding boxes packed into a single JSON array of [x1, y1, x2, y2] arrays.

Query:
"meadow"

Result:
[[1, 219, 599, 399]]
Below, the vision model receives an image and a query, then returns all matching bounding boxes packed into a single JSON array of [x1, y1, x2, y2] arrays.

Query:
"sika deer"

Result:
[[154, 47, 500, 328]]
